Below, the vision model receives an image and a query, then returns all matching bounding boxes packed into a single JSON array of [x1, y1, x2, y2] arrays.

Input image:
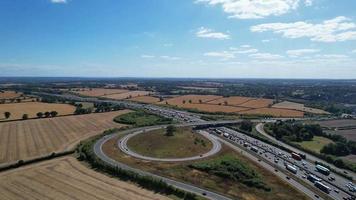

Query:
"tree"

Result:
[[166, 125, 176, 136], [44, 111, 51, 118], [199, 99, 202, 104], [36, 112, 44, 118], [4, 112, 11, 119], [182, 100, 186, 104], [240, 120, 253, 132], [22, 114, 29, 120], [50, 111, 58, 117], [188, 100, 192, 103]]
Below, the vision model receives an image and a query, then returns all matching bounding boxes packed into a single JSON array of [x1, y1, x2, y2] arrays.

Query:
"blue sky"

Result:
[[0, 0, 356, 78]]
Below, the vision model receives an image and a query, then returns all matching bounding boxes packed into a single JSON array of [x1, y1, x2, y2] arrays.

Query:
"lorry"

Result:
[[316, 164, 330, 176], [291, 152, 302, 161], [307, 174, 321, 183], [286, 164, 298, 174], [314, 181, 330, 194], [223, 133, 229, 138]]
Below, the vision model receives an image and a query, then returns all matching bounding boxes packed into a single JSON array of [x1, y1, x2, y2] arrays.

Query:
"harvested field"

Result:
[[105, 91, 152, 100], [0, 156, 171, 200], [174, 103, 250, 113], [0, 102, 76, 121], [0, 110, 130, 165], [0, 91, 22, 99], [341, 155, 356, 163], [73, 88, 129, 97], [273, 101, 329, 114], [162, 95, 222, 105], [325, 129, 356, 142], [207, 96, 253, 106], [239, 98, 274, 108], [129, 96, 161, 104], [240, 108, 304, 117], [160, 95, 306, 117], [318, 119, 356, 128]]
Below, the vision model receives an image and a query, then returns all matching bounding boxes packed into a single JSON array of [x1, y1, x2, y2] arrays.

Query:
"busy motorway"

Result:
[[36, 91, 355, 200], [210, 126, 355, 200]]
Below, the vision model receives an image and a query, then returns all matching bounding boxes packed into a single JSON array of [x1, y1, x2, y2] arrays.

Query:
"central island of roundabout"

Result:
[[118, 126, 222, 162]]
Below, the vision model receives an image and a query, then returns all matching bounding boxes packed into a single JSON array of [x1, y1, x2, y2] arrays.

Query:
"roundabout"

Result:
[[118, 127, 222, 162]]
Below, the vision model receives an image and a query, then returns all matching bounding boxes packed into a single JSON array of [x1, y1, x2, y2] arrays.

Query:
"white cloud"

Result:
[[204, 51, 235, 59], [251, 16, 356, 42], [51, 0, 67, 3], [196, 27, 230, 40], [249, 53, 284, 60], [196, 0, 312, 19], [262, 39, 271, 43], [286, 49, 320, 57], [230, 47, 258, 54], [141, 55, 155, 59], [352, 49, 356, 53], [160, 56, 181, 60]]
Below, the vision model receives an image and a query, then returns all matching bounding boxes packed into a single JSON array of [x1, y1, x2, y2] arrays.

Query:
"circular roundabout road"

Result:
[[118, 127, 222, 162]]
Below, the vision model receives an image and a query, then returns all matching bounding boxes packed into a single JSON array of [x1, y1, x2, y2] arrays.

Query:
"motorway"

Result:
[[256, 123, 356, 180], [37, 91, 355, 200], [118, 128, 222, 162], [214, 126, 354, 200]]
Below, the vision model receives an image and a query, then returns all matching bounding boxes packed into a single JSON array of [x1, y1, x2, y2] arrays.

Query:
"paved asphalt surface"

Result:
[[256, 123, 356, 180], [219, 126, 354, 200], [118, 129, 222, 162], [94, 126, 232, 200]]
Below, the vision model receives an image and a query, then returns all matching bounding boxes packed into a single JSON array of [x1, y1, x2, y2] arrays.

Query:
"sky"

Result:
[[0, 0, 356, 79]]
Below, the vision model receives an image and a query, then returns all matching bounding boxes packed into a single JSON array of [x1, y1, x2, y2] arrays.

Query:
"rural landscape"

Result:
[[1, 0, 356, 200]]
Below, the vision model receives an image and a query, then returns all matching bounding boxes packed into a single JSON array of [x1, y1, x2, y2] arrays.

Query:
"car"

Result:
[[286, 176, 290, 180], [275, 169, 278, 172], [314, 194, 319, 199], [202, 192, 206, 196], [302, 175, 306, 179], [334, 189, 339, 193], [258, 159, 261, 162]]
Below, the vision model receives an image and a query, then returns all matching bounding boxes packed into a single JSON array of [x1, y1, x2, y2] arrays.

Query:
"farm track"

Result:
[[0, 157, 171, 200], [0, 110, 130, 165]]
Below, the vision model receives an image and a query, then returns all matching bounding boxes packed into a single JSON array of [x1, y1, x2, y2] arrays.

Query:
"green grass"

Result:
[[127, 127, 212, 158], [190, 155, 270, 191], [295, 136, 334, 153], [113, 110, 172, 127]]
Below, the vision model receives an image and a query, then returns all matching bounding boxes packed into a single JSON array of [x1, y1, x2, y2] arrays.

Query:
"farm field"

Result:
[[239, 107, 304, 117], [0, 110, 130, 165], [272, 101, 330, 114], [72, 88, 129, 97], [0, 102, 76, 121], [318, 119, 356, 128], [325, 129, 356, 142], [294, 136, 333, 153], [0, 156, 171, 200], [105, 90, 151, 100], [159, 95, 309, 117], [0, 91, 22, 99], [128, 96, 161, 104]]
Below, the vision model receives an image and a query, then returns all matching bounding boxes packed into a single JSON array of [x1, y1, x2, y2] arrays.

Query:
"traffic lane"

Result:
[[238, 126, 354, 197], [256, 123, 356, 180], [219, 128, 352, 200], [216, 137, 322, 200], [94, 129, 232, 200]]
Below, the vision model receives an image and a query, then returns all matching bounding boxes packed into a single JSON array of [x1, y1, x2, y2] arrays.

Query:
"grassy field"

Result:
[[0, 102, 76, 121], [0, 110, 130, 165], [127, 127, 212, 158], [295, 136, 334, 153], [0, 156, 172, 200], [103, 135, 309, 200], [114, 110, 172, 127], [0, 90, 22, 99], [128, 96, 161, 104]]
